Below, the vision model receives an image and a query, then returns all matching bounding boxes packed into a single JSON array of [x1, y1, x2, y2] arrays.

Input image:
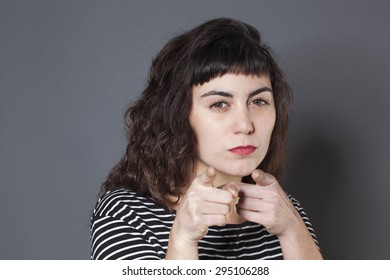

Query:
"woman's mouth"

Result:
[[228, 145, 257, 155]]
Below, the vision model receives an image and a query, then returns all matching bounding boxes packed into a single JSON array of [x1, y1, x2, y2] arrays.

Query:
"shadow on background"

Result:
[[285, 119, 348, 259]]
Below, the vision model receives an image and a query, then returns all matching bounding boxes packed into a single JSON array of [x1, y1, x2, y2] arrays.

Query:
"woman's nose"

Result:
[[233, 108, 254, 134]]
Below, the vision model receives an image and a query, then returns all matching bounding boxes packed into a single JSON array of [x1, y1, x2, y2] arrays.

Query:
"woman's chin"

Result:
[[218, 166, 257, 179]]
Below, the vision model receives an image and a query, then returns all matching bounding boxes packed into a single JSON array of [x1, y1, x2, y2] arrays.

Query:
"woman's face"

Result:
[[190, 74, 276, 185]]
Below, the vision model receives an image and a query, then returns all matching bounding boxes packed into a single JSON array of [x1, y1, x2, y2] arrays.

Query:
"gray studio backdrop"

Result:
[[1, 0, 389, 259]]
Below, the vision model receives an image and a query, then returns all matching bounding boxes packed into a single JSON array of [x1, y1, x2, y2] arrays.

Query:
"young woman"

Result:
[[90, 18, 322, 260]]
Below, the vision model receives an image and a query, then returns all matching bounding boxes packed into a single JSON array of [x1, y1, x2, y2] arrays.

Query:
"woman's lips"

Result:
[[228, 145, 256, 155]]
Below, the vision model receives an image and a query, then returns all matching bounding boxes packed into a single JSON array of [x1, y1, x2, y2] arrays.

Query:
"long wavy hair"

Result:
[[101, 18, 293, 207]]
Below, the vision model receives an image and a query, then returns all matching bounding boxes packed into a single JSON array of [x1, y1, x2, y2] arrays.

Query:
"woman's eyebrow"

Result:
[[200, 86, 273, 98], [248, 87, 273, 98], [200, 91, 233, 98]]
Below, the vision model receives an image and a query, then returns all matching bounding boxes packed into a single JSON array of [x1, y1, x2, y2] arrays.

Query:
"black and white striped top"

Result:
[[90, 188, 318, 260]]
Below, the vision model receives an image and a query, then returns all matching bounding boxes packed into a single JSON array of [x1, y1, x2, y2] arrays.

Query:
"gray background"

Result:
[[1, 0, 389, 259]]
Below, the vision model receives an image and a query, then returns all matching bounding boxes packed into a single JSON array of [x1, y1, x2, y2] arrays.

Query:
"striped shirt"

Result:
[[90, 188, 318, 260]]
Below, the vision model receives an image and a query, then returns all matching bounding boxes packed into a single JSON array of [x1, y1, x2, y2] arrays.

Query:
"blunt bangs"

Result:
[[191, 32, 273, 86]]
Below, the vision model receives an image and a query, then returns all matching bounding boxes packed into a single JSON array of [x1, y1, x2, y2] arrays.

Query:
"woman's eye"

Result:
[[210, 101, 228, 109], [250, 99, 268, 106]]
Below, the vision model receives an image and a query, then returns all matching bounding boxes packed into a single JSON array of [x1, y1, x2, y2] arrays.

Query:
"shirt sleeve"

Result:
[[90, 214, 161, 260], [90, 190, 165, 260], [288, 194, 321, 248]]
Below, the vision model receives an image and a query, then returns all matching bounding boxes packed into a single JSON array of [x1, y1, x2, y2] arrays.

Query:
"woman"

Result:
[[91, 18, 322, 260]]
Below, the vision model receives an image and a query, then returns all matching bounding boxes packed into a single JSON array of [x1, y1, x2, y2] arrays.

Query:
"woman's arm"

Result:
[[277, 213, 322, 259]]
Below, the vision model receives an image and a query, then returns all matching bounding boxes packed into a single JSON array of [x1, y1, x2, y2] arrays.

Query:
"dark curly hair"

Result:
[[101, 18, 293, 208]]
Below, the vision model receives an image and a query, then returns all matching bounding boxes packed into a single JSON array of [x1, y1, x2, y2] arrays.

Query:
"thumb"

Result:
[[220, 182, 241, 198], [251, 169, 275, 186], [195, 166, 216, 187]]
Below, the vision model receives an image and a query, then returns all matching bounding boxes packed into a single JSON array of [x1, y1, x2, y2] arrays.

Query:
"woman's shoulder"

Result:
[[92, 188, 171, 221], [94, 188, 147, 212]]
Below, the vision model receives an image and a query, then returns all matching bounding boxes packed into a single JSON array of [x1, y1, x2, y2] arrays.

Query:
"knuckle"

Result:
[[268, 190, 280, 201], [192, 214, 203, 226], [216, 216, 227, 226], [222, 204, 230, 215], [192, 203, 201, 214], [186, 188, 198, 199], [222, 190, 234, 202]]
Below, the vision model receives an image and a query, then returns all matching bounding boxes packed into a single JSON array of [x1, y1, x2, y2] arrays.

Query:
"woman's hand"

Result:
[[237, 169, 301, 237], [237, 169, 323, 259], [166, 167, 239, 259]]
